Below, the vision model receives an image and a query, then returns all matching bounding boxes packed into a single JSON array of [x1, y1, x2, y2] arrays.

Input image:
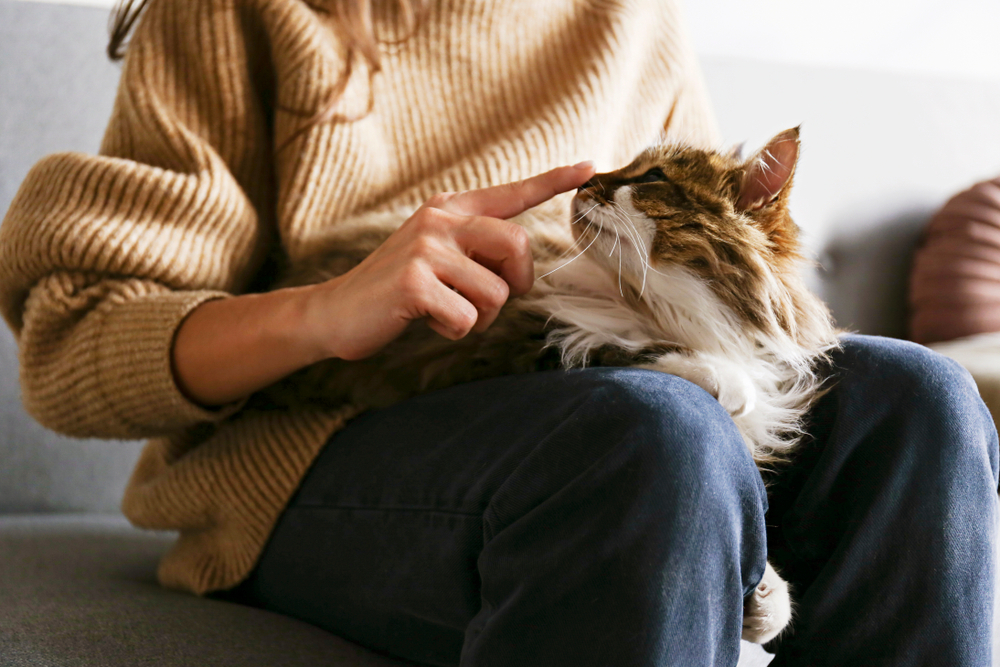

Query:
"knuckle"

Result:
[[496, 222, 531, 268], [398, 263, 429, 298], [453, 309, 477, 335], [486, 276, 510, 308], [506, 224, 531, 255], [425, 192, 455, 209], [410, 208, 441, 233], [408, 234, 439, 259]]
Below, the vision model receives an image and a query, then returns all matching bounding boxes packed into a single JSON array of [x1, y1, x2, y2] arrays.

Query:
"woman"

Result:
[[0, 0, 994, 664]]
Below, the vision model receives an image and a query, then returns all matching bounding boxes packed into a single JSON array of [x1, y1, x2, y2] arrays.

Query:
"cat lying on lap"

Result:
[[262, 127, 840, 644]]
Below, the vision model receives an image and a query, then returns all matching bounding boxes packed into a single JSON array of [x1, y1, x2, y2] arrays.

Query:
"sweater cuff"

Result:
[[94, 290, 247, 435]]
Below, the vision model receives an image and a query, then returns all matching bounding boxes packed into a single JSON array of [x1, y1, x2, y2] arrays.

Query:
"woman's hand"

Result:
[[171, 163, 594, 407], [301, 163, 596, 361]]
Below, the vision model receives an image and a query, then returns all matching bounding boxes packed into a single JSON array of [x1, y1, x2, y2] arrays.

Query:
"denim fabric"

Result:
[[765, 336, 999, 666], [230, 335, 998, 666]]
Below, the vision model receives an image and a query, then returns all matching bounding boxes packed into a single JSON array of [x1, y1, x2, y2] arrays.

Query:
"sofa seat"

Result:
[[0, 514, 414, 667]]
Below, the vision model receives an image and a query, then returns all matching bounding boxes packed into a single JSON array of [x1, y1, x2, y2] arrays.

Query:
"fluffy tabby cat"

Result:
[[259, 127, 841, 644]]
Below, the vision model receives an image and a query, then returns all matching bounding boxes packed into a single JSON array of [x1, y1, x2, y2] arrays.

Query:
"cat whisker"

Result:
[[605, 203, 639, 248], [617, 228, 625, 297], [618, 210, 655, 296], [548, 206, 600, 265], [537, 221, 602, 279], [623, 213, 652, 294], [606, 202, 642, 248], [557, 225, 591, 258], [610, 209, 671, 280], [603, 204, 640, 261], [571, 202, 599, 225], [607, 203, 652, 298]]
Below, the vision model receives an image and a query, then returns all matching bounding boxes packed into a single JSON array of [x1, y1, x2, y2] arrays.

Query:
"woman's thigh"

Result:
[[237, 366, 766, 666]]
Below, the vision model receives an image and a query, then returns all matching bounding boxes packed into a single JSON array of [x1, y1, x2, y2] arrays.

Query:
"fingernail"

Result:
[[573, 160, 594, 170]]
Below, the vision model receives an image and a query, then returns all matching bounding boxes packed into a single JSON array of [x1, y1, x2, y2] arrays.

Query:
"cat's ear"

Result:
[[736, 127, 800, 212]]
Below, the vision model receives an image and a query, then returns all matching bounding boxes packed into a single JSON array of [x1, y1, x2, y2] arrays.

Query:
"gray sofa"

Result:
[[2, 0, 999, 665]]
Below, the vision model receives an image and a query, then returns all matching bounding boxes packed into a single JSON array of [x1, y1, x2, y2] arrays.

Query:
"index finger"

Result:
[[437, 162, 596, 219]]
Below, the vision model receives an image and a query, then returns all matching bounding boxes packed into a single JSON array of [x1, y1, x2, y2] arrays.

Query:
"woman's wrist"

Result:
[[171, 283, 333, 407]]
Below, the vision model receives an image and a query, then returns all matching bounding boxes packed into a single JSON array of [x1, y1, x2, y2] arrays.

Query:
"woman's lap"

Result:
[[232, 334, 999, 667], [237, 367, 766, 666]]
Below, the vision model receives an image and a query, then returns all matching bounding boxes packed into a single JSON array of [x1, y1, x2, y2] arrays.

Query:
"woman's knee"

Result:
[[835, 335, 1000, 489], [558, 367, 767, 513], [485, 367, 769, 585]]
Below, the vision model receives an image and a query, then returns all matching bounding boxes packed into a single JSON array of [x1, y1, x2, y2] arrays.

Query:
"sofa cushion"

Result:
[[0, 514, 414, 666], [910, 176, 1000, 344]]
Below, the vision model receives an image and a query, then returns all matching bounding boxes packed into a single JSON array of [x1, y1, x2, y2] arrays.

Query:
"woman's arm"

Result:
[[172, 163, 596, 407], [0, 0, 275, 438]]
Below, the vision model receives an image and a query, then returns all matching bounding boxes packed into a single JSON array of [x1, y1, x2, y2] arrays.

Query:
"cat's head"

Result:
[[572, 127, 818, 339]]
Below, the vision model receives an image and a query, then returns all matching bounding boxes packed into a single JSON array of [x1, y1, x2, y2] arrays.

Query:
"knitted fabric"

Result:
[[0, 0, 720, 594]]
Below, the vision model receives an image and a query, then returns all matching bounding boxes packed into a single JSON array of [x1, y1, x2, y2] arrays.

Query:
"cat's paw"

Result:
[[643, 353, 756, 417], [714, 367, 756, 418], [742, 561, 793, 644]]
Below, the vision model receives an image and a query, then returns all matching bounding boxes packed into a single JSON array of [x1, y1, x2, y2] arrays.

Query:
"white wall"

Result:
[[17, 0, 1000, 82], [685, 0, 1000, 81]]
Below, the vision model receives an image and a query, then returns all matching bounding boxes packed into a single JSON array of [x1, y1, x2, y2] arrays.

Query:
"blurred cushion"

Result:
[[910, 176, 1000, 344]]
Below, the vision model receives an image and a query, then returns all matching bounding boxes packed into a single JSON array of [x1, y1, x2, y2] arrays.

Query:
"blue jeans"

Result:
[[228, 336, 999, 666]]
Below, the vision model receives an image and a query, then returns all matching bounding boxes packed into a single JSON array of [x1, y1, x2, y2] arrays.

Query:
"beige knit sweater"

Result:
[[0, 0, 719, 594]]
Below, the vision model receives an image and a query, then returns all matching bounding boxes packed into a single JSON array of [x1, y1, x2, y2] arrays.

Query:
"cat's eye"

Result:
[[637, 168, 667, 184]]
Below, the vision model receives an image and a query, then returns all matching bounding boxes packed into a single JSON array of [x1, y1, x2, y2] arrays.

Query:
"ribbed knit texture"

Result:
[[0, 0, 720, 594]]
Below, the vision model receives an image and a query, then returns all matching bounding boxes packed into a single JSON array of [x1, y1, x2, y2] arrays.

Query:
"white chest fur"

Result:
[[525, 256, 830, 465]]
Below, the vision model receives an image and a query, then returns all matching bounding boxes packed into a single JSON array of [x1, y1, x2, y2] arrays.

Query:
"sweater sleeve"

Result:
[[0, 0, 277, 439]]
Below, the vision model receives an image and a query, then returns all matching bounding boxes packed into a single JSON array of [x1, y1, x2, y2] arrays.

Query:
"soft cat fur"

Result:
[[258, 128, 841, 644]]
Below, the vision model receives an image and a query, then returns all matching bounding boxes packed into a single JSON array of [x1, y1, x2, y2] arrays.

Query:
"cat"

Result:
[[257, 127, 841, 644]]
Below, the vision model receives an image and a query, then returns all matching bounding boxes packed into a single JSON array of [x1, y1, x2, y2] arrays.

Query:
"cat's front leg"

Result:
[[641, 351, 757, 418]]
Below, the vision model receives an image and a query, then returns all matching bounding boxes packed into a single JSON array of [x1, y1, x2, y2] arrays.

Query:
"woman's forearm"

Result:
[[170, 165, 594, 409], [171, 285, 327, 407]]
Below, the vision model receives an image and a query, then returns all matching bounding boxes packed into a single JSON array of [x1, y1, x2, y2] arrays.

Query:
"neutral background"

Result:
[[21, 0, 1000, 79], [688, 0, 1000, 80]]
